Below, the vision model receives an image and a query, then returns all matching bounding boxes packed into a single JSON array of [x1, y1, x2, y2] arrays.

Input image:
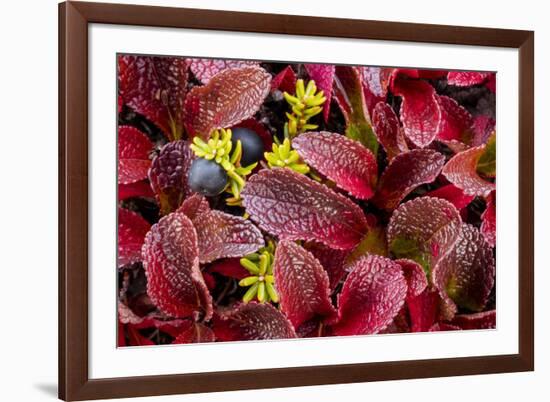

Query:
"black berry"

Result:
[[188, 158, 228, 197], [232, 127, 264, 166]]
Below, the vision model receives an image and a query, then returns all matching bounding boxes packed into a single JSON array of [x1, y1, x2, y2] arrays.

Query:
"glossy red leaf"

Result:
[[426, 184, 474, 211], [435, 96, 473, 142], [373, 149, 445, 210], [118, 180, 154, 201], [192, 210, 264, 264], [371, 102, 408, 161], [387, 197, 462, 271], [304, 242, 348, 291], [213, 302, 297, 341], [406, 289, 440, 332], [118, 126, 153, 184], [271, 65, 297, 94], [380, 307, 410, 334], [176, 193, 210, 220], [392, 76, 441, 147], [359, 67, 393, 115], [433, 224, 495, 314], [274, 241, 337, 329], [481, 191, 496, 247], [118, 55, 188, 140], [442, 145, 495, 197], [304, 63, 335, 122], [292, 131, 378, 199], [447, 71, 490, 86], [189, 58, 259, 83], [183, 66, 271, 139], [172, 321, 215, 344], [141, 212, 212, 320], [241, 168, 368, 250], [118, 302, 191, 339], [450, 310, 496, 329], [471, 115, 496, 147], [207, 258, 249, 280], [332, 255, 407, 336], [149, 140, 195, 215], [396, 259, 428, 299], [118, 208, 151, 268]]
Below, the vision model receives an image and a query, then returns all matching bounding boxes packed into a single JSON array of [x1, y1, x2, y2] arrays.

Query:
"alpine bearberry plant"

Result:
[[118, 55, 496, 346]]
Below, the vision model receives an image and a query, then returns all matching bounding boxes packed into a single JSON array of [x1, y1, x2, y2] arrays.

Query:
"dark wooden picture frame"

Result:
[[59, 1, 534, 400]]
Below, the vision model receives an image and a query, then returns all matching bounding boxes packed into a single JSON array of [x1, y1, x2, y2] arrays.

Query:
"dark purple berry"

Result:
[[232, 127, 264, 166], [188, 158, 228, 197]]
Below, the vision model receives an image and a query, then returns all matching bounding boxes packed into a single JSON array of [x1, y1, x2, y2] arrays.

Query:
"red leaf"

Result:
[[447, 71, 490, 86], [207, 258, 249, 280], [392, 76, 441, 147], [387, 197, 462, 270], [450, 310, 496, 329], [118, 180, 154, 201], [292, 131, 378, 199], [471, 115, 496, 147], [183, 66, 271, 139], [371, 102, 408, 161], [118, 55, 188, 140], [304, 242, 348, 291], [433, 224, 495, 314], [304, 64, 335, 122], [373, 149, 445, 210], [189, 58, 259, 83], [176, 193, 210, 220], [396, 259, 428, 299], [359, 67, 393, 116], [127, 326, 156, 346], [332, 255, 407, 336], [213, 302, 296, 341], [149, 140, 195, 215], [142, 212, 213, 319], [426, 184, 474, 211], [407, 289, 440, 332], [172, 321, 215, 344], [274, 241, 337, 329], [192, 210, 265, 264], [242, 168, 368, 250], [429, 322, 461, 332], [481, 191, 496, 247], [485, 73, 496, 92], [435, 96, 473, 142], [442, 145, 495, 197], [271, 65, 297, 94], [118, 208, 151, 268], [118, 126, 153, 184]]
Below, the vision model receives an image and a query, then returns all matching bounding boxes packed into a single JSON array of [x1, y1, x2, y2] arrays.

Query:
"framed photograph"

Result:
[[59, 1, 534, 400]]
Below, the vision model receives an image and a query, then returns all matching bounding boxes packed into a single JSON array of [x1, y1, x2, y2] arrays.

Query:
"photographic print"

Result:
[[117, 56, 496, 347]]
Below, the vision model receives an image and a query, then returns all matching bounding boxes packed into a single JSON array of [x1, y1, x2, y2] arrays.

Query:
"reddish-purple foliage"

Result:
[[118, 126, 153, 184], [304, 64, 335, 122], [118, 208, 150, 268], [271, 65, 297, 94]]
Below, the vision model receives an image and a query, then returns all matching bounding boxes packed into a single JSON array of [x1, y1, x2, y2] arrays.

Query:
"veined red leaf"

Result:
[[189, 58, 259, 83], [207, 258, 249, 280], [447, 71, 490, 86], [213, 302, 296, 341], [271, 65, 297, 94], [481, 191, 496, 247], [373, 149, 445, 210], [433, 224, 495, 314], [435, 96, 473, 142], [429, 323, 461, 332], [141, 212, 212, 320], [172, 321, 215, 344], [407, 289, 440, 332], [149, 140, 195, 215], [471, 115, 496, 147], [344, 225, 388, 271], [396, 259, 428, 299], [241, 168, 368, 250], [332, 255, 407, 336], [450, 310, 496, 329], [380, 307, 410, 334], [359, 67, 392, 115], [292, 131, 378, 199], [119, 180, 155, 201], [333, 66, 378, 154], [371, 102, 408, 161], [118, 126, 153, 184], [118, 208, 151, 268], [274, 241, 337, 329], [304, 242, 348, 292], [176, 193, 210, 220], [442, 145, 495, 197], [392, 76, 441, 147], [118, 303, 190, 337], [387, 197, 462, 272], [192, 210, 264, 264], [426, 184, 474, 211], [304, 64, 335, 122], [183, 67, 271, 139], [118, 55, 188, 140]]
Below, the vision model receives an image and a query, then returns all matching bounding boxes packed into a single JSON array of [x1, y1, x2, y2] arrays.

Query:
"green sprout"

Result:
[[283, 79, 326, 138], [264, 138, 309, 174], [190, 128, 257, 206], [239, 241, 279, 303]]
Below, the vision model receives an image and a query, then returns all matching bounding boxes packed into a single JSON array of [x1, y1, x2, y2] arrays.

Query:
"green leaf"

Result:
[[476, 133, 496, 178]]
